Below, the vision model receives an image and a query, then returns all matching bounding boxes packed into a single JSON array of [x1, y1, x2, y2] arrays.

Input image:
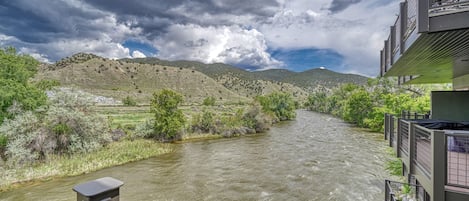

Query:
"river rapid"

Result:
[[0, 110, 393, 201]]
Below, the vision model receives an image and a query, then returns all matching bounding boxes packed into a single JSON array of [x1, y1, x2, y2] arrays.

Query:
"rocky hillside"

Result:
[[36, 54, 246, 104], [124, 58, 369, 93], [36, 53, 368, 104]]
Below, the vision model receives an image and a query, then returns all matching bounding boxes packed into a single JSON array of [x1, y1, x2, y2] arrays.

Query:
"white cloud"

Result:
[[153, 24, 283, 70], [258, 0, 400, 76], [18, 47, 51, 63], [132, 50, 146, 58]]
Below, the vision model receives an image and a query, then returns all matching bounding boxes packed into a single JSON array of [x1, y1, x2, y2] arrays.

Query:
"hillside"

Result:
[[124, 58, 368, 93], [281, 68, 368, 91], [36, 54, 246, 104], [36, 53, 368, 104], [123, 58, 309, 99]]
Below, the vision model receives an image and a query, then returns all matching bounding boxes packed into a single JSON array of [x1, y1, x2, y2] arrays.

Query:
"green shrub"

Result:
[[202, 96, 216, 106], [134, 119, 155, 139], [0, 47, 46, 124], [242, 102, 272, 132], [122, 96, 137, 106], [150, 89, 185, 141], [191, 110, 215, 133], [257, 92, 296, 121], [34, 79, 60, 90], [0, 89, 111, 166]]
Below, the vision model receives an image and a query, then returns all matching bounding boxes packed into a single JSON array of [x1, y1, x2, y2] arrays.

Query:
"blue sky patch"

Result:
[[270, 48, 344, 72], [123, 40, 158, 56]]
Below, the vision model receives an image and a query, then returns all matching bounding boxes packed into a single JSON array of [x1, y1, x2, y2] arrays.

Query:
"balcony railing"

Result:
[[414, 126, 432, 178], [446, 131, 469, 189], [385, 117, 469, 200], [429, 0, 469, 16], [381, 0, 469, 75], [385, 180, 422, 201], [400, 119, 410, 155]]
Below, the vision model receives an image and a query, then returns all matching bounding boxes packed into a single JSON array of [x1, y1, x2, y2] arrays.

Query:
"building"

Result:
[[380, 0, 469, 200]]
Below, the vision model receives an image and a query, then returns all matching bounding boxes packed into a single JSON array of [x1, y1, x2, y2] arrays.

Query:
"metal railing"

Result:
[[385, 180, 422, 201], [401, 110, 431, 120], [414, 125, 432, 178], [400, 119, 410, 155], [385, 113, 398, 147], [446, 131, 469, 189], [429, 0, 469, 16]]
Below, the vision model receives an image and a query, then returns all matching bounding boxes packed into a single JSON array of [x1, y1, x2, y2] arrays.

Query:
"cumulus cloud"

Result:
[[154, 24, 283, 70], [260, 0, 400, 75], [0, 0, 402, 75], [132, 50, 146, 58]]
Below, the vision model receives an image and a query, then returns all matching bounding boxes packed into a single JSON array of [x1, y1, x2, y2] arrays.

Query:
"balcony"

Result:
[[384, 113, 469, 201], [380, 0, 469, 89]]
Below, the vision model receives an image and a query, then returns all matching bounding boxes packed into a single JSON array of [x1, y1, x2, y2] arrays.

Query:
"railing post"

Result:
[[431, 130, 445, 201], [396, 118, 402, 157], [390, 115, 395, 147], [385, 114, 389, 140]]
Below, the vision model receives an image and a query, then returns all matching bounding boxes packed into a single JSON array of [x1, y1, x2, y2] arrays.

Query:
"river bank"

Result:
[[0, 139, 172, 192]]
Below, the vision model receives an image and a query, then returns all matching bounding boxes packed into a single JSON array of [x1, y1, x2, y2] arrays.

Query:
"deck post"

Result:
[[431, 130, 445, 201], [396, 118, 402, 157], [389, 115, 395, 147]]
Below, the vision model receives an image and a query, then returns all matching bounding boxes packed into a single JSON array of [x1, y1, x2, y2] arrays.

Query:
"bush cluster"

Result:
[[257, 92, 296, 121], [305, 78, 430, 131], [0, 89, 111, 166]]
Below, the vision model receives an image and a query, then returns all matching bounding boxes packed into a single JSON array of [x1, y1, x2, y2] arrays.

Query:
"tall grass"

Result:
[[0, 139, 173, 192]]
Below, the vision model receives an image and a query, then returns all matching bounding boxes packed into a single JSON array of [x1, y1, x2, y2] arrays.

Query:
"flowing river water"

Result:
[[0, 110, 394, 201]]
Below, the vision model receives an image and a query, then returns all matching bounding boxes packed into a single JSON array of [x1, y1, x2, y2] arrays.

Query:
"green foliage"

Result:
[[0, 47, 47, 123], [342, 88, 372, 127], [242, 102, 272, 132], [191, 110, 215, 133], [386, 158, 403, 176], [0, 89, 111, 166], [305, 78, 431, 131], [149, 89, 185, 141], [202, 96, 216, 106], [0, 47, 38, 84], [122, 96, 137, 106], [34, 79, 60, 90], [257, 92, 296, 121]]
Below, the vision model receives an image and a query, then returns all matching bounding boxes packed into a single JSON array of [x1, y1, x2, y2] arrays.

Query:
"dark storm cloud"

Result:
[[329, 0, 362, 13], [82, 0, 280, 39], [0, 0, 111, 43]]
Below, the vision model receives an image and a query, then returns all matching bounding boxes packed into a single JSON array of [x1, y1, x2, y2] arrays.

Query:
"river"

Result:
[[0, 110, 393, 201]]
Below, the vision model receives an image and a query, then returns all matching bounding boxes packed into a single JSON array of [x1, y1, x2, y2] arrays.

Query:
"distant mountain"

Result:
[[123, 58, 368, 93], [35, 54, 368, 104], [280, 68, 368, 91], [252, 69, 296, 81], [122, 58, 309, 99]]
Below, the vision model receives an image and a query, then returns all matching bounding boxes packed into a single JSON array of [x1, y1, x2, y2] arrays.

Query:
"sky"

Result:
[[0, 0, 401, 76]]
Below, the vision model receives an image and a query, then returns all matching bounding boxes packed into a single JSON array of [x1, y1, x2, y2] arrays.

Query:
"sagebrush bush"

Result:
[[134, 119, 155, 139], [122, 96, 137, 106], [202, 96, 216, 106], [0, 89, 111, 166], [191, 110, 215, 133]]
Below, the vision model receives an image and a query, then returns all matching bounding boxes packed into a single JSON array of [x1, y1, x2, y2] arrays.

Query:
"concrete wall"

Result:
[[431, 91, 469, 121]]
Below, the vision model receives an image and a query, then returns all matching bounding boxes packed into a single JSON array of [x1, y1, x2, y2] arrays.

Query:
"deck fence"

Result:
[[446, 131, 469, 189]]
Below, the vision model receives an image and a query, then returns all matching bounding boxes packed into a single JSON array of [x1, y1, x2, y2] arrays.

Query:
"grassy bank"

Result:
[[0, 139, 173, 192]]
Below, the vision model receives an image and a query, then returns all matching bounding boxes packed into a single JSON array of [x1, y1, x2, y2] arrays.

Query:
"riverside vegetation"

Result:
[[0, 47, 297, 191], [304, 78, 448, 176]]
